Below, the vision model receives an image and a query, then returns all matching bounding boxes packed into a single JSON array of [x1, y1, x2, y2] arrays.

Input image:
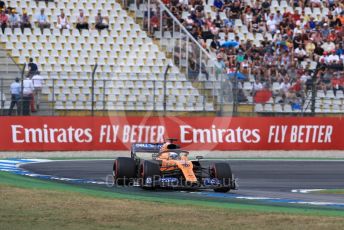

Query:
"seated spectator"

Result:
[[213, 0, 224, 11], [0, 8, 8, 33], [20, 10, 32, 32], [309, 0, 322, 8], [95, 11, 109, 31], [321, 39, 335, 54], [300, 70, 312, 83], [294, 45, 307, 61], [291, 97, 302, 111], [210, 37, 221, 52], [305, 38, 316, 58], [57, 10, 70, 30], [279, 78, 291, 100], [76, 10, 89, 31], [338, 11, 344, 25], [252, 78, 263, 95], [290, 79, 304, 98], [254, 84, 272, 103], [8, 9, 19, 31], [36, 8, 50, 32], [327, 50, 340, 64], [318, 69, 333, 93]]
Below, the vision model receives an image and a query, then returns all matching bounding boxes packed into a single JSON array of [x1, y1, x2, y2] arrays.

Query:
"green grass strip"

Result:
[[313, 189, 344, 195], [0, 172, 344, 217]]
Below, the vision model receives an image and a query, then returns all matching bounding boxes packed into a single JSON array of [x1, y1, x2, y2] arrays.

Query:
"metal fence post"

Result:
[[52, 79, 55, 116], [172, 20, 175, 63], [20, 64, 26, 116], [160, 5, 163, 46], [186, 36, 189, 79], [153, 80, 156, 111], [91, 64, 98, 117], [103, 79, 106, 112], [0, 78, 3, 114], [163, 64, 170, 116], [147, 0, 151, 33]]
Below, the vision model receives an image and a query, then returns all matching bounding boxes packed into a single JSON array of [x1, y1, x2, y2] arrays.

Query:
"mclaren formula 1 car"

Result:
[[113, 139, 237, 192]]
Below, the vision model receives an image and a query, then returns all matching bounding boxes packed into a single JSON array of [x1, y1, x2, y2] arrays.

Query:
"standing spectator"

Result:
[[215, 53, 226, 79], [22, 75, 34, 115], [76, 10, 89, 31], [28, 57, 38, 75], [36, 8, 50, 32], [8, 77, 21, 116], [150, 13, 160, 34], [8, 9, 19, 31], [95, 11, 109, 31], [331, 74, 343, 96], [0, 9, 8, 33], [57, 10, 70, 30], [266, 14, 277, 35], [20, 10, 32, 32], [31, 71, 44, 110]]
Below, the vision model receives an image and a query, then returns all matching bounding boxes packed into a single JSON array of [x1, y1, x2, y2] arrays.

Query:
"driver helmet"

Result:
[[169, 152, 179, 160], [160, 143, 170, 153]]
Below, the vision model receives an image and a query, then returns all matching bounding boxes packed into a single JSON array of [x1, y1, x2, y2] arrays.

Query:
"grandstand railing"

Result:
[[1, 73, 343, 116], [133, 0, 216, 78], [0, 73, 233, 116], [126, 0, 234, 115]]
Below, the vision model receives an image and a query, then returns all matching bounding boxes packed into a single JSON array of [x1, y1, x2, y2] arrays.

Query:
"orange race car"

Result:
[[113, 139, 237, 192]]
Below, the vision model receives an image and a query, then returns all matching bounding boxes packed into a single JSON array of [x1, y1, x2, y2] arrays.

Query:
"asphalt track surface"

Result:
[[21, 160, 344, 207]]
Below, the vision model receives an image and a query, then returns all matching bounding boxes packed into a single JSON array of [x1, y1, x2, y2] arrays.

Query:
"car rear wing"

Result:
[[131, 143, 163, 159]]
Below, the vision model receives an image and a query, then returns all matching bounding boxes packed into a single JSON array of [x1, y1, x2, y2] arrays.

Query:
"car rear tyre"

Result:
[[113, 157, 136, 185], [211, 163, 232, 193], [140, 160, 161, 189]]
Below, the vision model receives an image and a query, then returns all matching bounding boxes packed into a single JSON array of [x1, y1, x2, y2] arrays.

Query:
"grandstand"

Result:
[[0, 0, 343, 116], [0, 0, 218, 116], [130, 0, 343, 114]]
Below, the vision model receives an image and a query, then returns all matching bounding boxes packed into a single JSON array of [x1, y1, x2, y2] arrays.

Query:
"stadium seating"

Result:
[[1, 0, 343, 114], [0, 0, 212, 112], [130, 0, 343, 114]]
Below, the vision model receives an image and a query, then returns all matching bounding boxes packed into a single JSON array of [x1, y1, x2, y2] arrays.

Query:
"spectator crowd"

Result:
[[1, 0, 344, 113], [148, 0, 344, 110], [0, 1, 109, 33]]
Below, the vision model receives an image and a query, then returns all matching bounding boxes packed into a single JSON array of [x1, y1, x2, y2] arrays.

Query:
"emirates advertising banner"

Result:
[[0, 116, 343, 151]]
